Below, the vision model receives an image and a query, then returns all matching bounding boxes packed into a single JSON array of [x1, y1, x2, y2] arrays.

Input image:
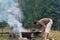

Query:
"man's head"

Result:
[[14, 2, 20, 8], [34, 20, 40, 25]]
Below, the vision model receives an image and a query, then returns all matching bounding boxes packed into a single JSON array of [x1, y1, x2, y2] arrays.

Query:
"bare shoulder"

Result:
[[41, 18, 52, 20]]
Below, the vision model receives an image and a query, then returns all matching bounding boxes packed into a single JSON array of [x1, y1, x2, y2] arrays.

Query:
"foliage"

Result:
[[18, 0, 60, 30], [0, 0, 60, 30], [0, 22, 7, 28]]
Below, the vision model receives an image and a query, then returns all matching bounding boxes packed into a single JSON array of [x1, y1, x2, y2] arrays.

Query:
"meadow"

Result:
[[0, 28, 60, 40]]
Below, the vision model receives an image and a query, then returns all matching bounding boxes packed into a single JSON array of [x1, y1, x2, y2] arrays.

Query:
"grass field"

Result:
[[49, 31, 60, 40], [0, 28, 60, 40], [33, 31, 60, 40]]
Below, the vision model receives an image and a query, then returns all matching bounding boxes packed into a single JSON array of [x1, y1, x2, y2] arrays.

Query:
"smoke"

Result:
[[0, 0, 26, 38]]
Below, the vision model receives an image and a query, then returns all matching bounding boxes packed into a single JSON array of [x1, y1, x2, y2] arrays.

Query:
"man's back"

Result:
[[38, 18, 51, 24]]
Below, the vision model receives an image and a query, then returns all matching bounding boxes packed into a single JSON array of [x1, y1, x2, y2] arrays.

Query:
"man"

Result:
[[0, 0, 26, 40], [6, 13, 27, 40], [7, 2, 24, 22], [34, 18, 53, 40], [7, 2, 26, 40]]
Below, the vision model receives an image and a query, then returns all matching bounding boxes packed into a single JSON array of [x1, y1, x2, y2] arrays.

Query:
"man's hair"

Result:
[[34, 20, 38, 24]]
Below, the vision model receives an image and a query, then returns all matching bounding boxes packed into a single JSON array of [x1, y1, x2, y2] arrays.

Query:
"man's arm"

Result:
[[39, 22, 46, 37], [18, 9, 24, 22], [7, 8, 12, 13], [7, 8, 13, 13], [40, 22, 46, 28], [19, 17, 22, 22]]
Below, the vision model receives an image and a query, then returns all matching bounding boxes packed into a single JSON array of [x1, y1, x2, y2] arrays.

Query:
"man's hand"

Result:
[[19, 17, 22, 22], [7, 9, 12, 13]]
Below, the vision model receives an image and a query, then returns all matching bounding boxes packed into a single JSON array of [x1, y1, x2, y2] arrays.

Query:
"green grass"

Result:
[[49, 31, 60, 40], [0, 28, 60, 40]]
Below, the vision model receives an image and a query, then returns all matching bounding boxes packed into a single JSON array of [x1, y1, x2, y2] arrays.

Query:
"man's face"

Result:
[[36, 22, 40, 25], [15, 3, 19, 8]]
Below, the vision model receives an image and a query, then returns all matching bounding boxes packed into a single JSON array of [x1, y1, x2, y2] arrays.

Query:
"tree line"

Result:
[[0, 0, 60, 30]]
